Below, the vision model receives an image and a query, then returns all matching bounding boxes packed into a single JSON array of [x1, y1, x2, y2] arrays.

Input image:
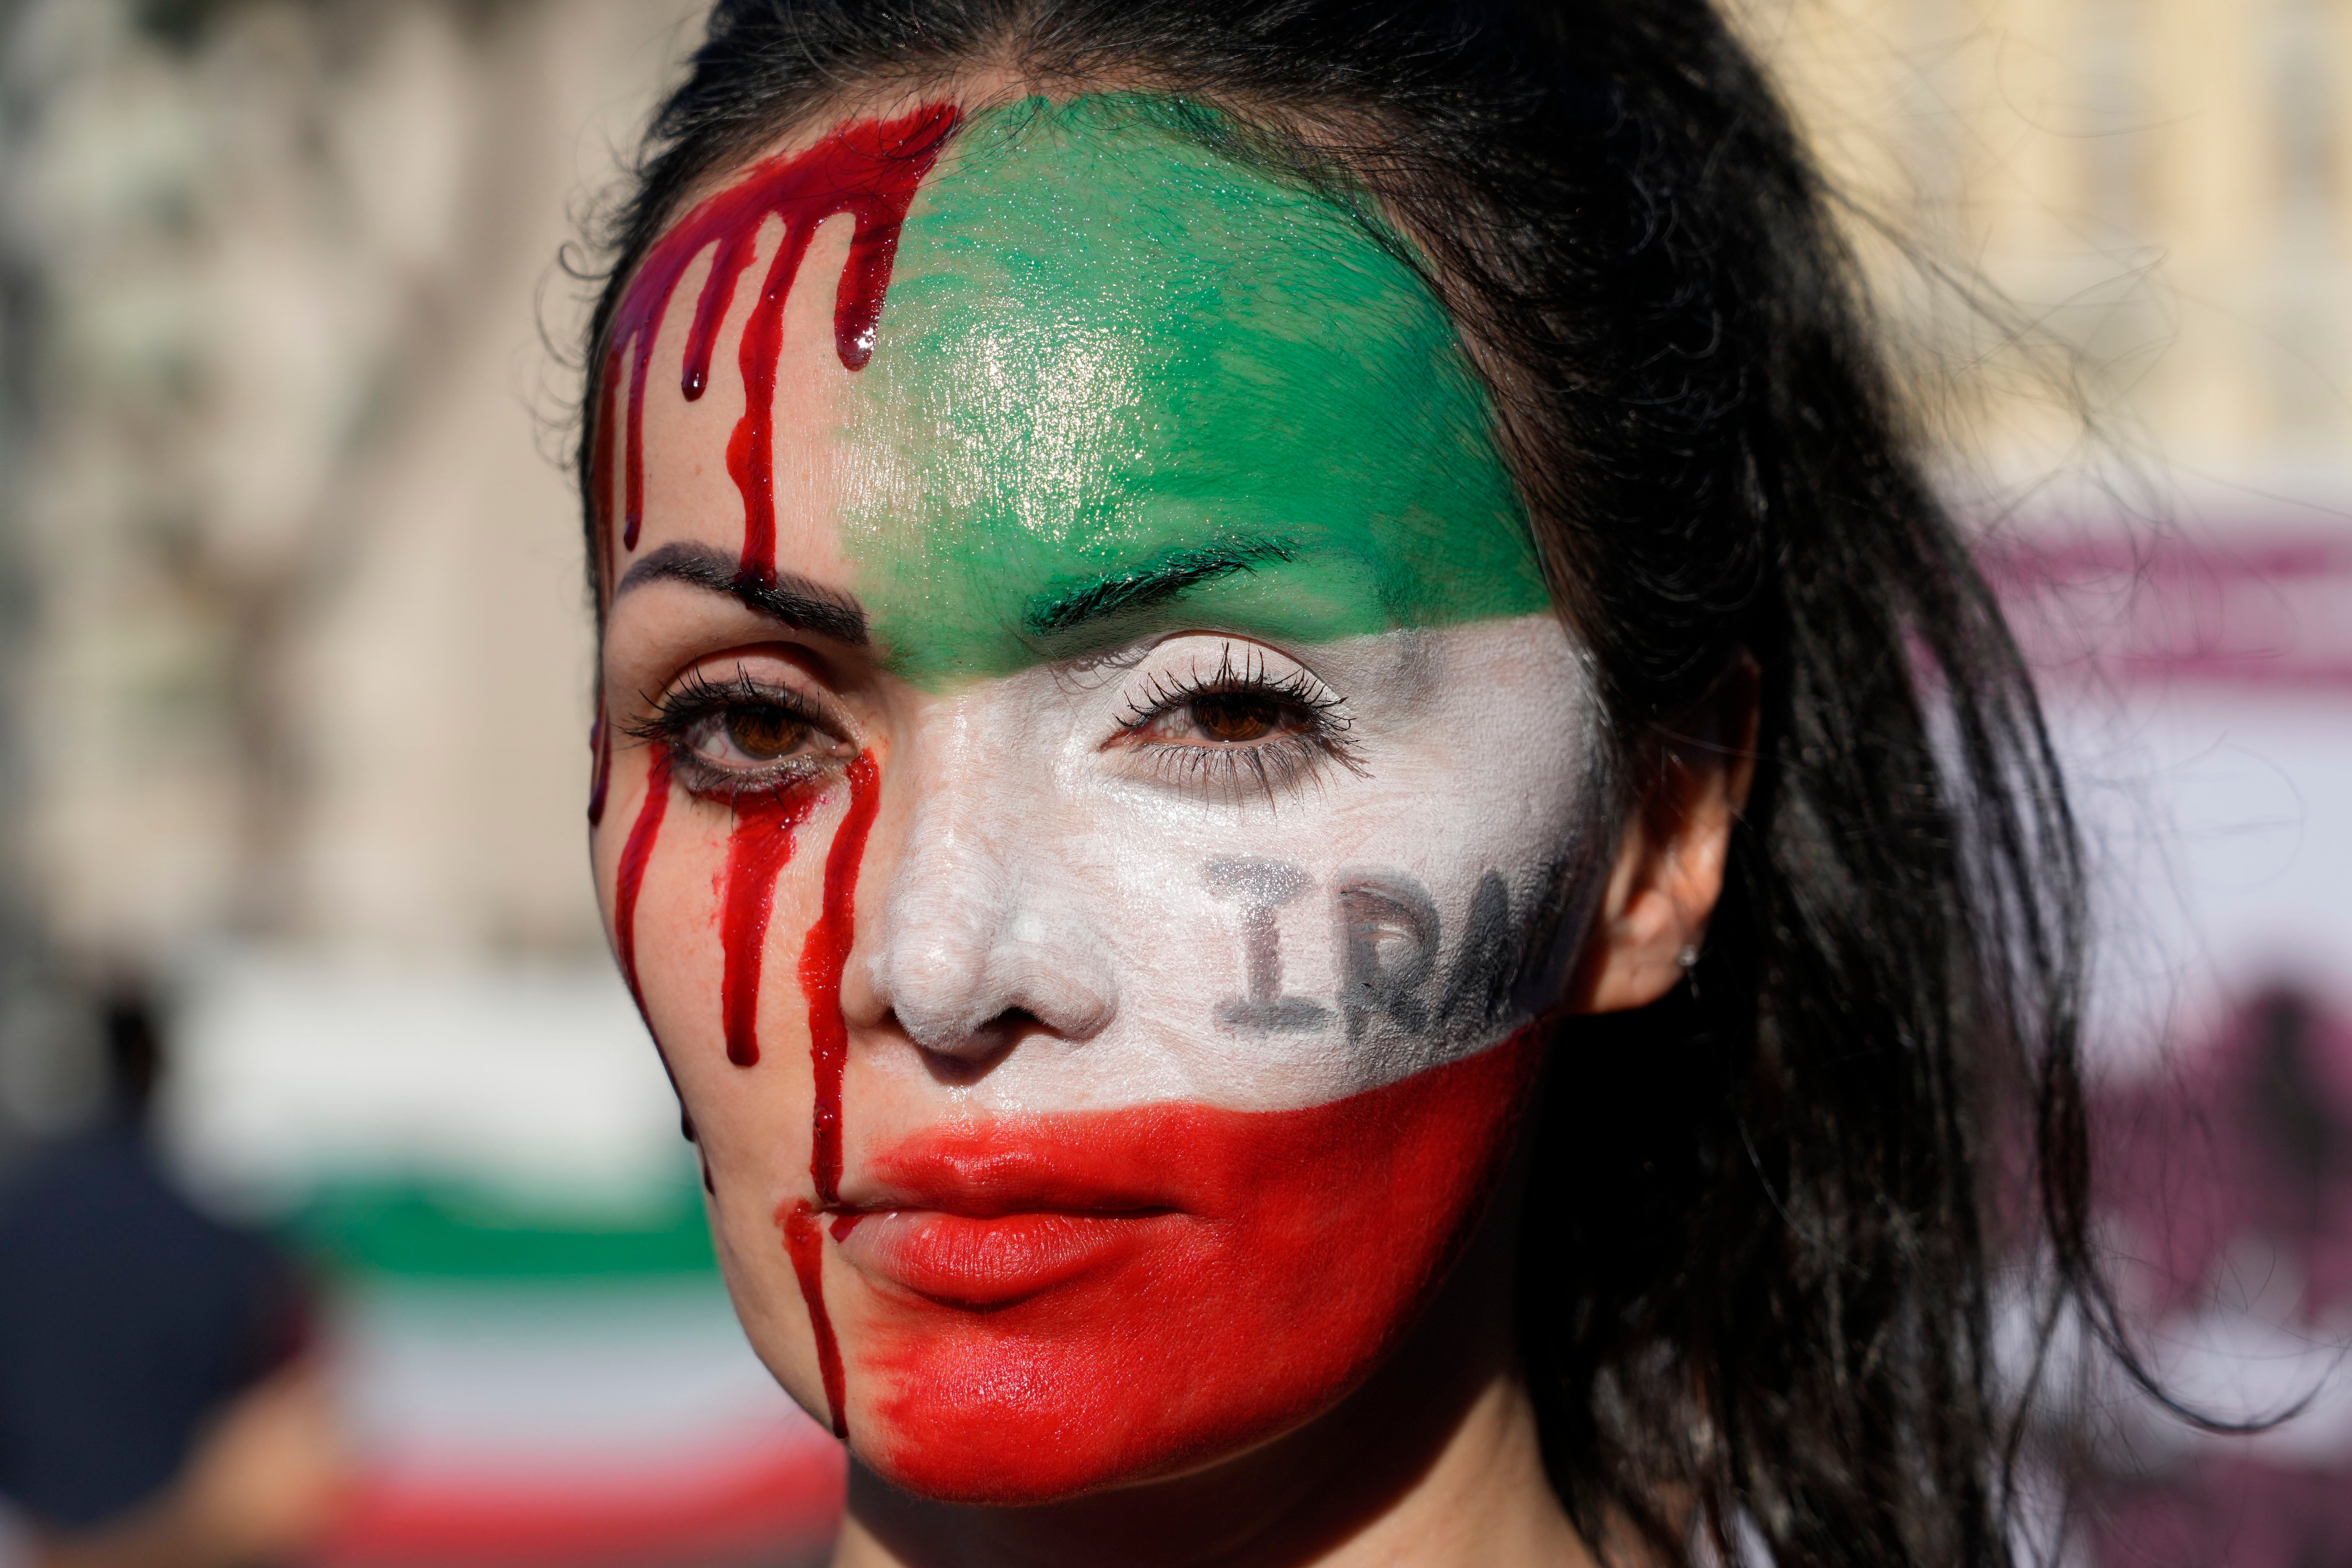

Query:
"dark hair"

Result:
[[576, 3, 2105, 1561]]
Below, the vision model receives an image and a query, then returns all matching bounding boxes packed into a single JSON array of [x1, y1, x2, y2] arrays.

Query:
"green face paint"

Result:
[[838, 95, 1550, 688]]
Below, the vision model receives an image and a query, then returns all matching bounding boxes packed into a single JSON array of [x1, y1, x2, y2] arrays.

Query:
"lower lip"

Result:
[[833, 1208, 1174, 1307]]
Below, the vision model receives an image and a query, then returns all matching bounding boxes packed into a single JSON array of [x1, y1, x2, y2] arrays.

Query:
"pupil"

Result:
[[726, 705, 805, 759], [1193, 694, 1279, 743]]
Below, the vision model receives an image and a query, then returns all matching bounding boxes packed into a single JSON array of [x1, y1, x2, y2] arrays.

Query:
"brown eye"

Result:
[[1188, 693, 1284, 743], [724, 704, 811, 760]]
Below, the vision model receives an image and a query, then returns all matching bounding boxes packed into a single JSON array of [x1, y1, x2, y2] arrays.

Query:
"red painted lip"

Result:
[[828, 1142, 1192, 1308], [831, 1208, 1178, 1308]]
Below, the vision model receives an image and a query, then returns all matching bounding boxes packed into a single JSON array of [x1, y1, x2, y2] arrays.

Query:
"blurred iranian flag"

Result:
[[160, 954, 843, 1568]]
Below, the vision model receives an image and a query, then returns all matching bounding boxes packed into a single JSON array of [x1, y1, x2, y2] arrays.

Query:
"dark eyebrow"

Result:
[[1024, 539, 1298, 637], [613, 542, 869, 645]]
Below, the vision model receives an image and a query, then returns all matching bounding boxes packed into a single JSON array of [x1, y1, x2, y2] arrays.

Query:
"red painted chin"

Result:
[[819, 1031, 1541, 1505]]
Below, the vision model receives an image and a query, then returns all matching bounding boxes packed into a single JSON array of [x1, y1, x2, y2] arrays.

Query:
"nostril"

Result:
[[910, 1008, 1039, 1086], [921, 1024, 1017, 1086]]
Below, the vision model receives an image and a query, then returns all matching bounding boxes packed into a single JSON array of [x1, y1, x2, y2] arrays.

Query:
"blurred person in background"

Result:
[[0, 996, 348, 1568]]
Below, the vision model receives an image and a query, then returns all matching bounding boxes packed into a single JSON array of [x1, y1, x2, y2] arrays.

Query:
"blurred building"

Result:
[[0, 0, 2346, 1564], [1762, 0, 2352, 473]]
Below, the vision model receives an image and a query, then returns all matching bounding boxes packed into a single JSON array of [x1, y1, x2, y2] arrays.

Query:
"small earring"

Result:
[[1676, 944, 1701, 970]]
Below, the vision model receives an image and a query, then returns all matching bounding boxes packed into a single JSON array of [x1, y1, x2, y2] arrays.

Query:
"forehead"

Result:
[[616, 94, 1550, 685]]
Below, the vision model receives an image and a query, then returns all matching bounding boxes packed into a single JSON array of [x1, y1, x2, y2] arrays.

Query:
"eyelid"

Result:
[[652, 642, 841, 709]]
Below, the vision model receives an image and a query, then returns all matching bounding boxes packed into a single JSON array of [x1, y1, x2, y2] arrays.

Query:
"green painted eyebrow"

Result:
[[1024, 539, 1297, 638]]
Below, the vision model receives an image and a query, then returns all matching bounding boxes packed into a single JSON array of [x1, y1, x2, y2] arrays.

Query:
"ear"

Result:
[[1566, 656, 1761, 1014]]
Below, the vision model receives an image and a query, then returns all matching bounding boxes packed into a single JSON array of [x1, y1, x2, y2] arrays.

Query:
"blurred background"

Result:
[[0, 0, 2342, 1564]]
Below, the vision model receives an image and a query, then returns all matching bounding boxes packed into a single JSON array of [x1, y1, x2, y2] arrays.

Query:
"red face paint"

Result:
[[586, 704, 614, 828], [593, 103, 961, 567], [719, 784, 823, 1068], [613, 748, 672, 1016], [611, 748, 703, 1172], [828, 1029, 1541, 1504], [769, 751, 882, 1439], [784, 1200, 851, 1440], [799, 750, 882, 1208]]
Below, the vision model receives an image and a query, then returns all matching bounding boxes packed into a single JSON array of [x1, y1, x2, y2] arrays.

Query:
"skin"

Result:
[[592, 90, 1753, 1568]]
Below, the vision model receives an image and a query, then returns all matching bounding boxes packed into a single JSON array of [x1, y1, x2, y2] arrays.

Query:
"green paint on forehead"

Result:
[[839, 94, 1550, 687]]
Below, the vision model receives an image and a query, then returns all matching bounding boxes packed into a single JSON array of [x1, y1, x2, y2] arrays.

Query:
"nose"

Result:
[[856, 706, 1117, 1064]]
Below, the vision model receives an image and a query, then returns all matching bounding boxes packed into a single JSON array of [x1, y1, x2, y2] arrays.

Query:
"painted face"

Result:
[[591, 95, 1612, 1504]]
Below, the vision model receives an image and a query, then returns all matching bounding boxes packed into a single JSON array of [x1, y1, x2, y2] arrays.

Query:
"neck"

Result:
[[830, 1184, 1594, 1568]]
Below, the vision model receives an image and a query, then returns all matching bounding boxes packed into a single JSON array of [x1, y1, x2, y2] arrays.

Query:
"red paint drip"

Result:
[[799, 750, 881, 1206], [850, 1033, 1543, 1504], [586, 704, 614, 827], [784, 1199, 851, 1439], [719, 784, 823, 1068], [774, 753, 881, 1444], [588, 356, 620, 593], [611, 748, 699, 1169], [593, 103, 960, 563], [613, 749, 672, 1017]]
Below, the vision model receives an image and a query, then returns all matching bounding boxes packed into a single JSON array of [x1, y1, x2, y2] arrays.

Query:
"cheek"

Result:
[[844, 1030, 1540, 1503]]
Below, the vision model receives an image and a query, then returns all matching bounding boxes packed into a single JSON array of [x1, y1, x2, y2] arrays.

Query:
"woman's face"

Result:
[[591, 95, 1612, 1504]]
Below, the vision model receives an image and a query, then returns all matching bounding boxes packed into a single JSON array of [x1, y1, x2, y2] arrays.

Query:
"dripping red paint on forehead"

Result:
[[587, 102, 961, 584]]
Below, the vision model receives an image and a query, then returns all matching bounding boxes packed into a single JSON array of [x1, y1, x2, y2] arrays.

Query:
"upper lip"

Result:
[[831, 1138, 1187, 1220]]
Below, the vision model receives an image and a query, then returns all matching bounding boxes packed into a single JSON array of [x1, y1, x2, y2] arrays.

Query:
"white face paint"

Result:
[[859, 618, 1612, 1115]]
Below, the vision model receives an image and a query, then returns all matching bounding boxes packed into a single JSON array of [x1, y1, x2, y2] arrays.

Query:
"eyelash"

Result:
[[1114, 644, 1362, 801], [622, 668, 844, 800]]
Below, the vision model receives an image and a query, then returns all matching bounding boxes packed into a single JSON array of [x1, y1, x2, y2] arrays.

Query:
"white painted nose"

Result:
[[862, 701, 1117, 1063]]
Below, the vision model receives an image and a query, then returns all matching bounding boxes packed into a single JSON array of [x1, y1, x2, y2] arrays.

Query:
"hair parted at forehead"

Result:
[[578, 4, 2112, 1564]]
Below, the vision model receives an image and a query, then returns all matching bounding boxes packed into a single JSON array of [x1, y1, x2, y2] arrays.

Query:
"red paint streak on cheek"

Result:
[[612, 749, 701, 1168], [719, 785, 821, 1068], [586, 704, 615, 828], [768, 751, 882, 1443], [799, 750, 881, 1207], [855, 1032, 1542, 1504], [590, 103, 960, 560], [784, 1200, 851, 1440], [612, 748, 672, 1015]]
